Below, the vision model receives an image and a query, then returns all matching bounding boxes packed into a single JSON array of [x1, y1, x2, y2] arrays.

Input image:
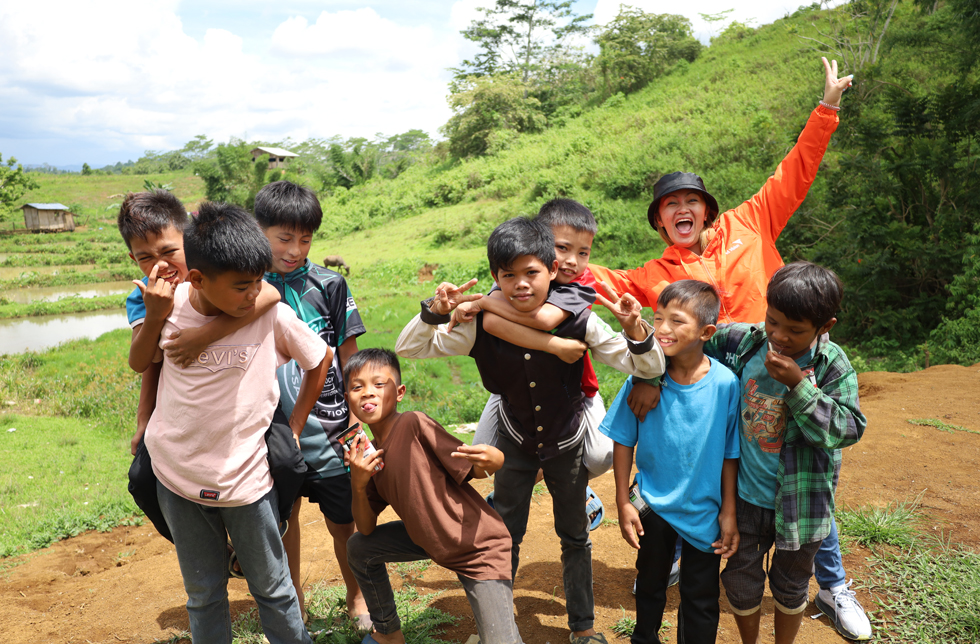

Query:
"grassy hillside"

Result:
[[313, 7, 835, 273]]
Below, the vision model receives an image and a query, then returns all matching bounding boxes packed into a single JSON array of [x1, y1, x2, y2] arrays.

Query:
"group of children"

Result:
[[117, 58, 870, 644]]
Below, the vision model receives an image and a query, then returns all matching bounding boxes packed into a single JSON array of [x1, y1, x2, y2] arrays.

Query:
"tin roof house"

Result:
[[22, 203, 75, 232], [250, 146, 299, 169]]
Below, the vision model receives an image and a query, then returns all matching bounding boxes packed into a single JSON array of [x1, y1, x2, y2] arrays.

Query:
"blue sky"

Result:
[[0, 0, 819, 168]]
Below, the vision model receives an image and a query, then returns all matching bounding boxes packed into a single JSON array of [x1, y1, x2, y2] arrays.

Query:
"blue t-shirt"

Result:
[[126, 277, 149, 328], [600, 358, 740, 552], [737, 345, 815, 509]]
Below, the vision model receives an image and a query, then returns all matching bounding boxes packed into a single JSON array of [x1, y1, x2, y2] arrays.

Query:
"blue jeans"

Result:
[[813, 517, 846, 590], [494, 435, 594, 632], [157, 483, 311, 644]]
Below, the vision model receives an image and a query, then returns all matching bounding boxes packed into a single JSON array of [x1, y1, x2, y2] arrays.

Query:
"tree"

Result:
[[0, 154, 40, 223], [180, 135, 215, 160], [595, 8, 702, 96], [81, 162, 92, 175], [193, 139, 271, 209], [799, 0, 900, 74], [456, 0, 593, 85], [442, 74, 548, 158]]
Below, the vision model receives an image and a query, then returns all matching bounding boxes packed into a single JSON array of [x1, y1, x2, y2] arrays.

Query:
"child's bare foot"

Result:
[[349, 588, 372, 632]]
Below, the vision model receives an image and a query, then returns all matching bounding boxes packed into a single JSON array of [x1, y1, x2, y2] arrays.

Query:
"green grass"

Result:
[[864, 535, 980, 643], [0, 264, 141, 291], [0, 413, 140, 558], [836, 493, 924, 549], [908, 418, 980, 436], [0, 294, 125, 319], [611, 608, 636, 638]]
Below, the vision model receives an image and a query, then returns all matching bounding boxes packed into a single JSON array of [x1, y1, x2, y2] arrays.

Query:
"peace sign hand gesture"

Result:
[[821, 56, 853, 107]]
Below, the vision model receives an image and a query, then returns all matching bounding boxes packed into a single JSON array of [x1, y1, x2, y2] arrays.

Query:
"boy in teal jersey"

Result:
[[255, 180, 369, 626]]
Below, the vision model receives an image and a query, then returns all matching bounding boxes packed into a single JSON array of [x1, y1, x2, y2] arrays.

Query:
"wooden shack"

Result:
[[22, 203, 75, 233], [250, 146, 299, 169]]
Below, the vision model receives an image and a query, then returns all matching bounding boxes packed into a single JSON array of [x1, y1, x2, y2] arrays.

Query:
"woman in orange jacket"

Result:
[[592, 58, 872, 642]]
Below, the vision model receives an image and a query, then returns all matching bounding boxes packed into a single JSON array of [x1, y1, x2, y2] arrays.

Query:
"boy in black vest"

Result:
[[395, 217, 665, 644]]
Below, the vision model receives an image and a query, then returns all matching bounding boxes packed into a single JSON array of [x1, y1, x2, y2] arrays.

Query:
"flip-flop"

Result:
[[484, 492, 495, 509], [586, 486, 604, 531], [361, 634, 383, 644]]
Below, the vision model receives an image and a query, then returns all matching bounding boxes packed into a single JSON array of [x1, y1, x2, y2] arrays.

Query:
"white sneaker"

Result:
[[815, 580, 872, 640]]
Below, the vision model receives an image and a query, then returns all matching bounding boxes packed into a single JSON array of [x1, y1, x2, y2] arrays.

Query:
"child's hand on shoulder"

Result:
[[162, 326, 209, 368], [764, 349, 805, 388], [431, 278, 483, 316], [627, 381, 661, 422], [448, 300, 482, 332], [451, 443, 504, 478], [617, 501, 644, 549], [349, 434, 384, 489], [135, 264, 177, 322], [713, 508, 739, 559]]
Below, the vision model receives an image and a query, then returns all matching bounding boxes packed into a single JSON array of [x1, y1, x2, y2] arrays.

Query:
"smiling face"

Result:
[[346, 363, 406, 435], [264, 225, 312, 275], [492, 254, 558, 312], [128, 225, 187, 284], [552, 225, 593, 285], [188, 269, 264, 318], [653, 300, 715, 358], [765, 305, 836, 360], [656, 189, 708, 251]]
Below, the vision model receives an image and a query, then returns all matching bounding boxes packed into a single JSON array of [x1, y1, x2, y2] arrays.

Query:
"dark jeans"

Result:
[[634, 510, 721, 644], [494, 435, 594, 632], [346, 521, 523, 644]]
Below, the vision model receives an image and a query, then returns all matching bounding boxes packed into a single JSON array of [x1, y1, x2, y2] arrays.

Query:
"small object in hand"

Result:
[[768, 341, 781, 355], [339, 424, 384, 473]]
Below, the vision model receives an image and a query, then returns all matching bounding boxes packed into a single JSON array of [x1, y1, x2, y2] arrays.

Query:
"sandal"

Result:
[[586, 486, 604, 531], [228, 544, 246, 580]]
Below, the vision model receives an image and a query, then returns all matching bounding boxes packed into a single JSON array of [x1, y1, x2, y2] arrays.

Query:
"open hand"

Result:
[[595, 281, 644, 340], [451, 443, 504, 478], [162, 327, 209, 368], [627, 381, 661, 422], [431, 278, 483, 316], [134, 264, 177, 322], [821, 56, 853, 107]]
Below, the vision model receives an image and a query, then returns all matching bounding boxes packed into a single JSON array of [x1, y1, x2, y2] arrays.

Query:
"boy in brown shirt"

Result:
[[345, 348, 523, 644]]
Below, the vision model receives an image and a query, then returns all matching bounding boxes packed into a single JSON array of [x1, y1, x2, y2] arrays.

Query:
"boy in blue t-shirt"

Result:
[[254, 180, 369, 626], [602, 280, 739, 644]]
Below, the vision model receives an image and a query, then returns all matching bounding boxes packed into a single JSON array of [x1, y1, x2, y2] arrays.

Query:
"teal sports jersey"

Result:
[[265, 260, 366, 478]]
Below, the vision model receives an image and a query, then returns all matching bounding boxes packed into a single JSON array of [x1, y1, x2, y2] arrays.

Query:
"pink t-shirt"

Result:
[[146, 283, 327, 507]]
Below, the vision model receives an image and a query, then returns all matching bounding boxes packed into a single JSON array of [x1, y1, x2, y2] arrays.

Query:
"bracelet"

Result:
[[819, 100, 841, 111]]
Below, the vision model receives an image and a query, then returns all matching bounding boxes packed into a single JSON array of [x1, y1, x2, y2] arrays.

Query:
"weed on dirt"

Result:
[[837, 492, 924, 549], [908, 418, 980, 436]]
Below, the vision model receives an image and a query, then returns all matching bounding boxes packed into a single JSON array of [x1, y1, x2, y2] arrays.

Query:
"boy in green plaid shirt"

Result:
[[703, 262, 867, 644]]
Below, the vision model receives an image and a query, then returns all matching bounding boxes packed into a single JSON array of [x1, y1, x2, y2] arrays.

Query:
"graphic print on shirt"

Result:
[[192, 344, 260, 373], [280, 315, 348, 423], [741, 378, 786, 453]]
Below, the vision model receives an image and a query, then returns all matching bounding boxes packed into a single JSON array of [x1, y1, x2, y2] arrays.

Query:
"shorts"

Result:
[[720, 496, 821, 615], [296, 469, 354, 526]]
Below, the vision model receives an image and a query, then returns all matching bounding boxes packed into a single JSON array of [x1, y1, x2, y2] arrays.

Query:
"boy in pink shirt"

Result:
[[145, 202, 331, 644]]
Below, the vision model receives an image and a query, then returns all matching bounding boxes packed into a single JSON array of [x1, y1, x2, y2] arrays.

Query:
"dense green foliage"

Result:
[[0, 154, 41, 223]]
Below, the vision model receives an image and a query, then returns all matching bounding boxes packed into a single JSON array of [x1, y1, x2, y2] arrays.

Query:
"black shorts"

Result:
[[297, 469, 354, 526]]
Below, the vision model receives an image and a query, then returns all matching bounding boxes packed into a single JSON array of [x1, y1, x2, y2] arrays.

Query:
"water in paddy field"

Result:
[[4, 280, 134, 304], [0, 264, 100, 280], [0, 309, 129, 354]]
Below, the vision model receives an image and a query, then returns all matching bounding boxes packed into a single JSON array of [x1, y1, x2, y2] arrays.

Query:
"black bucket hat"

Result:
[[646, 172, 720, 242]]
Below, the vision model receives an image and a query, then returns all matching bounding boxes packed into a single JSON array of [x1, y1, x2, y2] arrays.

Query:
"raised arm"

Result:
[[735, 57, 848, 241], [477, 290, 570, 330], [395, 280, 483, 359], [349, 436, 383, 535], [128, 265, 175, 373], [164, 282, 281, 368]]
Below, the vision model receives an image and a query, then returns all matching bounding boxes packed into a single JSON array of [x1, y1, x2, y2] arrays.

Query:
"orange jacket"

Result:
[[590, 105, 840, 324]]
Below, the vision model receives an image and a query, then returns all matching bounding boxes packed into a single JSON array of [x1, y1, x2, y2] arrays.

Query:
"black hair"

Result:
[[183, 202, 272, 278], [534, 198, 598, 236], [117, 190, 188, 250], [486, 217, 555, 275], [657, 280, 720, 327], [253, 180, 323, 234], [344, 348, 402, 386], [766, 261, 843, 328]]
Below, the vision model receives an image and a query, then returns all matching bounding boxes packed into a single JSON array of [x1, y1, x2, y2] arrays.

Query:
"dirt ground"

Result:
[[2, 363, 978, 644]]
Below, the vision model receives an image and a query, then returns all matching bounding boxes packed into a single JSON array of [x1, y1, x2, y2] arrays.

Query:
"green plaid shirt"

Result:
[[704, 323, 867, 549]]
